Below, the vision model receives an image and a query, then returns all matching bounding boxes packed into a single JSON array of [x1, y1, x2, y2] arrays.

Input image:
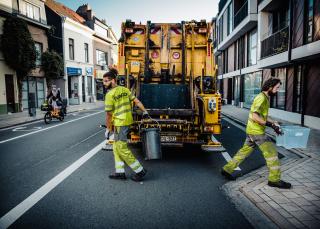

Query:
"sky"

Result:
[[58, 0, 219, 39]]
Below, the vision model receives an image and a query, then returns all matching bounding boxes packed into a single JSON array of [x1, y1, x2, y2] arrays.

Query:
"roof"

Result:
[[45, 0, 85, 24]]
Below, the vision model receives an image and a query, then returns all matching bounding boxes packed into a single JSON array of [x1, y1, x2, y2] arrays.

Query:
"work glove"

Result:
[[105, 129, 114, 139], [267, 121, 283, 135], [142, 110, 150, 119]]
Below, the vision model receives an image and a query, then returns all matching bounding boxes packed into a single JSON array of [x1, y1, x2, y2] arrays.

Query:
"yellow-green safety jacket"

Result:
[[246, 92, 270, 135], [105, 86, 136, 126]]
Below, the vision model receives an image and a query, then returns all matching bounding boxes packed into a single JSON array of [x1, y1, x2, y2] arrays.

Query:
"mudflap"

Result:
[[201, 134, 225, 152]]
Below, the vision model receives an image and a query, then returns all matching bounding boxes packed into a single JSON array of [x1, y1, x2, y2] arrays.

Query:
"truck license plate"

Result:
[[161, 136, 177, 142]]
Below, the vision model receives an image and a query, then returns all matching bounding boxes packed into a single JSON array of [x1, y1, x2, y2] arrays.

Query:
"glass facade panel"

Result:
[[248, 29, 257, 66], [234, 76, 240, 106], [22, 81, 28, 109], [37, 78, 44, 107], [244, 71, 262, 108], [35, 42, 42, 66], [275, 68, 286, 109]]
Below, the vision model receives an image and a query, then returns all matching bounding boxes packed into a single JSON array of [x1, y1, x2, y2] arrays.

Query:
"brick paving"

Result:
[[222, 105, 320, 229]]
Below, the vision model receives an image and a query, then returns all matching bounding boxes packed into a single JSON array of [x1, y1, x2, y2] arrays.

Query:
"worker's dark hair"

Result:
[[261, 77, 282, 91], [103, 68, 118, 79]]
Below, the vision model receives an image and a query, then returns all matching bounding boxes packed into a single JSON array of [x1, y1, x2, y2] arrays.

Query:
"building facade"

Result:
[[0, 1, 18, 114], [76, 4, 118, 101], [45, 0, 94, 105], [0, 0, 49, 114], [214, 0, 320, 129]]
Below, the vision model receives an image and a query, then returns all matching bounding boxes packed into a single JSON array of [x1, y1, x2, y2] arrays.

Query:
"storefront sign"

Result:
[[67, 67, 82, 76], [86, 67, 93, 75]]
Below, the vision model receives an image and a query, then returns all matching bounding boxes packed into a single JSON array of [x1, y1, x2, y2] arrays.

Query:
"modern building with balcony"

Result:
[[258, 0, 320, 128], [214, 0, 259, 109], [214, 0, 320, 129]]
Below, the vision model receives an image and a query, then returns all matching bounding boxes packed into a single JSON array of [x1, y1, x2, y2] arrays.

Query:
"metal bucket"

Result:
[[142, 128, 162, 160]]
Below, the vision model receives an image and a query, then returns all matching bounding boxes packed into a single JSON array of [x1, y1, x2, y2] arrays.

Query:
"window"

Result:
[[218, 17, 223, 43], [84, 43, 89, 63], [271, 68, 286, 110], [69, 38, 74, 60], [21, 0, 40, 21], [247, 29, 257, 66], [244, 71, 262, 108], [238, 36, 245, 69], [223, 51, 228, 73], [34, 42, 43, 66], [217, 54, 223, 75], [306, 0, 314, 43], [227, 3, 233, 35], [293, 65, 302, 113], [96, 50, 108, 66], [272, 8, 289, 34]]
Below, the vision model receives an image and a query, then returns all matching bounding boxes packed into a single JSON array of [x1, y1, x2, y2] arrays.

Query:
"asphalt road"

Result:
[[0, 110, 279, 229]]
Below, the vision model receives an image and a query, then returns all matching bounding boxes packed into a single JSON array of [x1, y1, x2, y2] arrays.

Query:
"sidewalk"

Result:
[[0, 101, 105, 129], [222, 105, 320, 229]]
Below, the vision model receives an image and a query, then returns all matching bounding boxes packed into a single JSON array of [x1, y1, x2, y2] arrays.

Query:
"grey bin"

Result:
[[142, 128, 162, 160]]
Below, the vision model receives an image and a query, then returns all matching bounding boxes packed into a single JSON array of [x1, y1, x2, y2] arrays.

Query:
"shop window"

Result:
[[271, 68, 286, 110], [35, 42, 43, 66], [36, 78, 44, 107], [243, 71, 262, 108], [233, 76, 241, 106], [87, 76, 92, 95], [293, 65, 302, 113]]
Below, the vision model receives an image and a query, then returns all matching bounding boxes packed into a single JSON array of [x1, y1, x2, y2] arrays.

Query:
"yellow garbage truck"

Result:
[[117, 19, 224, 152]]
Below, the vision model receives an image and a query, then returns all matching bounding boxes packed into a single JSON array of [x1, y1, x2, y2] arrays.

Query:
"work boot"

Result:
[[109, 173, 126, 180], [131, 169, 147, 182], [268, 180, 291, 189], [221, 169, 236, 180]]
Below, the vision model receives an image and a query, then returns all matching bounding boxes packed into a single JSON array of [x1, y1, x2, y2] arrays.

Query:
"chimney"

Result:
[[76, 4, 93, 20]]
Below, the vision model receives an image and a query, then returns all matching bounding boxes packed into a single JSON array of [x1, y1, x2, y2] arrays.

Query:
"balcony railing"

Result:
[[234, 1, 248, 28], [261, 26, 289, 59]]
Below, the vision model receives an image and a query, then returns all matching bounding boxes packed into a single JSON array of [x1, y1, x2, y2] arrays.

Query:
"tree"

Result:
[[1, 16, 36, 111], [41, 50, 63, 88]]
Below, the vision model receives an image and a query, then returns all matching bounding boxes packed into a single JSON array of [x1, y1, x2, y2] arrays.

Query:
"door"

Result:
[[234, 76, 240, 106], [5, 75, 15, 113]]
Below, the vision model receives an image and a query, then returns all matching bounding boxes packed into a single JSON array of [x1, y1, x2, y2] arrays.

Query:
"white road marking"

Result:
[[0, 120, 43, 131], [12, 127, 42, 132], [0, 140, 106, 229], [0, 111, 104, 144], [221, 151, 241, 171]]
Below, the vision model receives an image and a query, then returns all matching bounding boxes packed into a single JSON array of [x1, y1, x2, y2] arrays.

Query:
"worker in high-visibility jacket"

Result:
[[103, 68, 149, 181], [221, 77, 291, 189]]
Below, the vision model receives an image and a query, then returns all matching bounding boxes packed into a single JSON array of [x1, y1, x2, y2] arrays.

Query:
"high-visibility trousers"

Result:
[[112, 126, 143, 174], [223, 134, 281, 182]]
